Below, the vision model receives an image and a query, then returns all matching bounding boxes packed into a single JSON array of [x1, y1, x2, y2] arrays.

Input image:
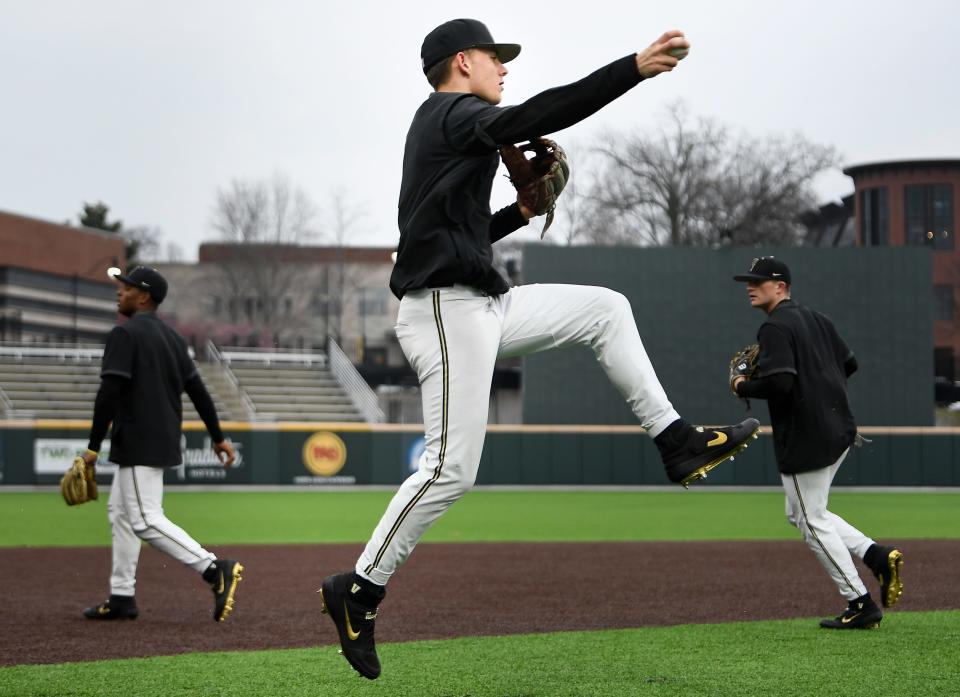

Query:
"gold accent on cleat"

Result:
[[217, 562, 244, 622], [344, 601, 361, 640], [678, 425, 759, 488], [885, 550, 904, 607], [706, 431, 728, 447], [319, 588, 328, 614]]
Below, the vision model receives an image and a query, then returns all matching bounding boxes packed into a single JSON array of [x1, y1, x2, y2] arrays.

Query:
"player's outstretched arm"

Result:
[[635, 30, 690, 78]]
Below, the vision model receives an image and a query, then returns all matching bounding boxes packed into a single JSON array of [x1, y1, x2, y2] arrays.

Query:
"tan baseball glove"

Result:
[[499, 137, 569, 238], [729, 343, 760, 396], [60, 456, 98, 506]]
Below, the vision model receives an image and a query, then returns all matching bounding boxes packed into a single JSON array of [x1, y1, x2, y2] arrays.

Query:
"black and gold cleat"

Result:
[[819, 595, 883, 629], [83, 595, 138, 620], [659, 418, 761, 488], [866, 545, 904, 608], [319, 572, 385, 680], [209, 559, 243, 622]]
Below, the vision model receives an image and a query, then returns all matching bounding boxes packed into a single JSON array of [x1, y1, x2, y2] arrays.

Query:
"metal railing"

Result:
[[204, 341, 257, 420], [0, 343, 103, 362], [326, 338, 385, 423], [216, 345, 328, 367]]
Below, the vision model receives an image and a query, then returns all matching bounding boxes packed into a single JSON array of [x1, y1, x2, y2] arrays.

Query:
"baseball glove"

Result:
[[60, 456, 98, 506], [499, 137, 569, 238], [729, 343, 760, 396]]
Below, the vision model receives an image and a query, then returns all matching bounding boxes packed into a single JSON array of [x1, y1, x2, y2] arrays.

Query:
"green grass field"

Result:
[[3, 490, 959, 547], [3, 490, 959, 696], [3, 613, 958, 696]]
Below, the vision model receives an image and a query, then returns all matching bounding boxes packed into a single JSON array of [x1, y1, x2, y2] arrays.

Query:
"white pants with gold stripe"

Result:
[[357, 283, 680, 585], [108, 465, 216, 596], [783, 449, 874, 601]]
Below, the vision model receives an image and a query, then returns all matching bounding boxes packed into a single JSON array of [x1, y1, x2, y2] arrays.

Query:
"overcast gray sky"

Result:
[[2, 0, 957, 259]]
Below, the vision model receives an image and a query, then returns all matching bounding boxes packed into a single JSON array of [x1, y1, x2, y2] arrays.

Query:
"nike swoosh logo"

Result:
[[98, 606, 111, 615], [344, 601, 360, 640], [216, 574, 225, 594], [841, 612, 862, 624], [707, 431, 728, 447]]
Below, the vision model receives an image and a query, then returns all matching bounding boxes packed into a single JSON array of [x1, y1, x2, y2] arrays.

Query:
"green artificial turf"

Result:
[[2, 611, 957, 696], [2, 490, 959, 547]]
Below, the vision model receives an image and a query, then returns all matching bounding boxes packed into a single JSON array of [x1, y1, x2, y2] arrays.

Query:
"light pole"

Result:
[[360, 287, 367, 365]]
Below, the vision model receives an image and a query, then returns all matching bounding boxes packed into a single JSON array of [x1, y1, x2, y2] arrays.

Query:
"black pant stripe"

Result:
[[130, 467, 206, 561], [367, 292, 449, 574], [791, 474, 858, 596]]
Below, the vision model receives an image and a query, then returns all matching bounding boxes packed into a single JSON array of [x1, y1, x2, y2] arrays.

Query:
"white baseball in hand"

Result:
[[669, 47, 689, 60]]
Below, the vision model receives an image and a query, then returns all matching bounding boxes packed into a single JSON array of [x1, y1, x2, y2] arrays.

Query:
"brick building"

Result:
[[0, 210, 125, 342], [843, 160, 960, 379]]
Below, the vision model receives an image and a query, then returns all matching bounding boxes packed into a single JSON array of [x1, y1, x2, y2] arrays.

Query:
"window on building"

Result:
[[905, 184, 954, 250], [860, 187, 888, 246], [934, 284, 955, 321], [359, 288, 389, 316]]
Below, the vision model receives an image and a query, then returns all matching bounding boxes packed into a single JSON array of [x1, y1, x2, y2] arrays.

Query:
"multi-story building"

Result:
[[0, 210, 124, 343], [843, 159, 960, 380]]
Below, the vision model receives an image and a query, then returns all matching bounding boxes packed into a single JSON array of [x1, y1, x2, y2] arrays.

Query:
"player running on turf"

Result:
[[731, 256, 904, 629]]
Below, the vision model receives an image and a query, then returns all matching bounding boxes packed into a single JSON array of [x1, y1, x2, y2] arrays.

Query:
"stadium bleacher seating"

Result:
[[0, 343, 378, 423]]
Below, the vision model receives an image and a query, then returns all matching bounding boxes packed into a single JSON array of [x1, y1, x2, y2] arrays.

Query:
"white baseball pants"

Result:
[[358, 283, 680, 585], [782, 449, 875, 601], [108, 465, 216, 596]]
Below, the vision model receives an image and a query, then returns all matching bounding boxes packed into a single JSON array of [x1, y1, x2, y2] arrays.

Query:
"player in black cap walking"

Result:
[[731, 256, 904, 629], [80, 266, 243, 623], [318, 18, 759, 679]]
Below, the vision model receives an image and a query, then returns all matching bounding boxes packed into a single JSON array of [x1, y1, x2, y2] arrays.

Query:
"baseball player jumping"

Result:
[[319, 19, 758, 679], [731, 257, 904, 629], [81, 266, 243, 623]]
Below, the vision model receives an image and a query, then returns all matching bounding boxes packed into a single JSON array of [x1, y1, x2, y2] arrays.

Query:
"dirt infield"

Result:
[[4, 540, 957, 666]]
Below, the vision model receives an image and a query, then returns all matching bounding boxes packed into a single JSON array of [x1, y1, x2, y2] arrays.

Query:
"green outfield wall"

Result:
[[521, 246, 933, 426], [1, 421, 958, 487]]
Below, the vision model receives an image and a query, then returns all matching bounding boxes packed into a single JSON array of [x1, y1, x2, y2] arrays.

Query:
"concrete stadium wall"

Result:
[[520, 246, 933, 426], [2, 421, 958, 487]]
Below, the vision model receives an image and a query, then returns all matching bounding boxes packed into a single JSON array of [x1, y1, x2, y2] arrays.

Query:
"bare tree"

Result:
[[77, 201, 163, 264], [705, 134, 838, 246], [316, 190, 367, 345], [122, 225, 163, 263], [546, 142, 594, 246], [580, 102, 838, 247], [209, 174, 318, 344]]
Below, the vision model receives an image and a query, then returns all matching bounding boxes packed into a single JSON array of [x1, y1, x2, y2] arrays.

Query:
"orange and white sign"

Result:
[[302, 431, 347, 477]]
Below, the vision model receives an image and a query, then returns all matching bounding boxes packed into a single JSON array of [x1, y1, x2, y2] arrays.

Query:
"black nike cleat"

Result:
[[83, 595, 138, 620], [209, 559, 243, 622], [819, 594, 883, 629], [659, 418, 761, 488], [319, 572, 383, 680], [866, 545, 904, 608]]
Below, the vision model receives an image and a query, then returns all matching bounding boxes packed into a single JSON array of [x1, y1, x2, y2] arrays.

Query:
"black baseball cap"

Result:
[[421, 18, 521, 74], [733, 256, 791, 284], [109, 265, 168, 304]]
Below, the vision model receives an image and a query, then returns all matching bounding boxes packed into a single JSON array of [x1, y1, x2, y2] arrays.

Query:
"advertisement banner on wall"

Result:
[[293, 431, 356, 485], [167, 434, 248, 483], [33, 434, 248, 484], [34, 439, 118, 475]]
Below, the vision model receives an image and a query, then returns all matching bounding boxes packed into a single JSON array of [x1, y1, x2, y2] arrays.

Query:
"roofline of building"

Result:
[[0, 208, 129, 244], [843, 159, 960, 178], [198, 242, 396, 264]]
